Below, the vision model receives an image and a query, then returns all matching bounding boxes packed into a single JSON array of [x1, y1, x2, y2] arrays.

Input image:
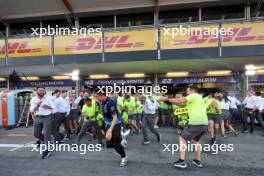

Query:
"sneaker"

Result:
[[41, 150, 51, 159], [226, 130, 232, 134], [209, 137, 216, 145], [143, 140, 151, 145], [120, 157, 128, 167], [36, 140, 41, 148], [173, 159, 187, 169], [192, 159, 204, 168], [154, 125, 159, 129], [233, 131, 239, 136], [222, 134, 227, 138], [242, 130, 249, 133]]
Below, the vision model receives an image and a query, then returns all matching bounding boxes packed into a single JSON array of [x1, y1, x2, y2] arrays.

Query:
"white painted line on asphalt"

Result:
[[9, 141, 35, 152], [0, 144, 23, 148]]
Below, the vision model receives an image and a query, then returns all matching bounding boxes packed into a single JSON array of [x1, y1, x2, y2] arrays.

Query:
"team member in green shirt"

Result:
[[206, 94, 222, 145], [160, 97, 170, 126], [161, 85, 208, 169], [123, 94, 139, 134], [135, 95, 143, 129], [76, 98, 103, 145]]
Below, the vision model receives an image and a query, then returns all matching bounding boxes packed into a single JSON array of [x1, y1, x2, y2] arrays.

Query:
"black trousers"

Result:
[[53, 113, 71, 141], [106, 124, 126, 158], [243, 108, 255, 131]]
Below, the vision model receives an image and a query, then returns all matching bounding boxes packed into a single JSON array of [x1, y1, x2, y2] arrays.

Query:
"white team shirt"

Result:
[[30, 95, 54, 116]]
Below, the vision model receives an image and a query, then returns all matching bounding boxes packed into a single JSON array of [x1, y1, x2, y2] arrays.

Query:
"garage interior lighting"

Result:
[[89, 74, 110, 79], [0, 77, 6, 81], [20, 76, 39, 81], [256, 70, 264, 75], [206, 70, 231, 76], [166, 72, 189, 77], [124, 73, 145, 78], [52, 76, 71, 80], [246, 70, 256, 76]]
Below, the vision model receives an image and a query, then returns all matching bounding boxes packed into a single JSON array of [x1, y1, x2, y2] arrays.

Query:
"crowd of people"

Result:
[[30, 85, 264, 168]]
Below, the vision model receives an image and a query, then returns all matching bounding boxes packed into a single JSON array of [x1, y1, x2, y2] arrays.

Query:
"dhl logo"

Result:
[[0, 42, 41, 54], [172, 27, 264, 45], [65, 35, 144, 51]]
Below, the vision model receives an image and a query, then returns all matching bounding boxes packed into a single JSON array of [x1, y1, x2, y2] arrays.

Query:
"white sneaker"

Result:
[[154, 125, 159, 129], [120, 157, 128, 167]]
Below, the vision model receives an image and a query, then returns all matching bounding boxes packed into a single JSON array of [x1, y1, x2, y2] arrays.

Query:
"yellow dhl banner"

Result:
[[161, 22, 264, 49], [161, 25, 219, 49], [222, 22, 264, 46], [105, 29, 157, 52], [0, 37, 51, 58], [55, 35, 101, 55], [0, 39, 4, 58], [54, 29, 157, 55]]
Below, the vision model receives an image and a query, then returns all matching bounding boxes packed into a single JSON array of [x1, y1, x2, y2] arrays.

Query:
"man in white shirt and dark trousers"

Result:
[[55, 90, 71, 141], [140, 96, 161, 145], [253, 92, 264, 132], [30, 86, 54, 159], [228, 94, 241, 122], [242, 90, 257, 133]]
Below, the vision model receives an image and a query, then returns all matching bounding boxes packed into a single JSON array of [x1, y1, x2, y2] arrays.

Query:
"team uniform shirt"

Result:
[[254, 96, 264, 111], [208, 99, 222, 115], [82, 100, 98, 121], [242, 95, 257, 109], [186, 93, 208, 125], [228, 96, 241, 109], [143, 98, 157, 115], [57, 97, 71, 115], [117, 96, 124, 113], [102, 97, 122, 126], [173, 104, 189, 126], [221, 99, 231, 110], [123, 96, 137, 115], [160, 101, 169, 110], [204, 96, 214, 113], [30, 95, 55, 116], [135, 99, 143, 114]]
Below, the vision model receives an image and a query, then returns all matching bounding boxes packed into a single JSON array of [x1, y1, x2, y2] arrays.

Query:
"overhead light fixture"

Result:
[[71, 70, 80, 76], [20, 76, 39, 81], [52, 76, 71, 80], [124, 73, 145, 78], [0, 77, 6, 81], [207, 70, 231, 76], [246, 70, 256, 76], [89, 74, 109, 79], [245, 64, 264, 70], [71, 75, 79, 81], [256, 69, 264, 75], [166, 72, 189, 77]]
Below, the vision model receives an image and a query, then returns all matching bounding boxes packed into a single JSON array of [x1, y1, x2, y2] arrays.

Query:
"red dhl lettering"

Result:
[[65, 35, 143, 51], [0, 42, 41, 54], [172, 27, 264, 45]]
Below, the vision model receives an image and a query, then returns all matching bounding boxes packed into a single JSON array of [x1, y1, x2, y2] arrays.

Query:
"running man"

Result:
[[30, 86, 54, 159], [76, 98, 103, 145], [93, 88, 128, 167], [161, 85, 208, 168], [140, 96, 161, 145]]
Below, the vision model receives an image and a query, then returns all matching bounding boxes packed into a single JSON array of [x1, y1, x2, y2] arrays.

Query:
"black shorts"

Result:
[[221, 110, 231, 121], [128, 114, 137, 120], [181, 125, 207, 141], [208, 114, 222, 124], [69, 109, 79, 120], [161, 109, 170, 116]]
